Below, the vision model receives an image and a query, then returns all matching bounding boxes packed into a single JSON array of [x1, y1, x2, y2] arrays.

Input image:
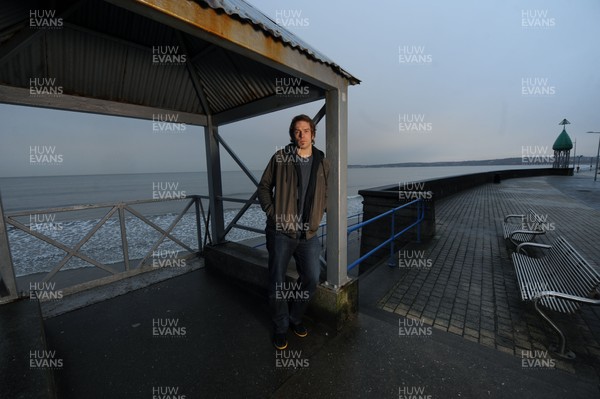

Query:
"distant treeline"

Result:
[[349, 157, 544, 168]]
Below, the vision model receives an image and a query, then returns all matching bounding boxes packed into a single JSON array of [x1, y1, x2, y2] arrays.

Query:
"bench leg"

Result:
[[534, 298, 576, 359]]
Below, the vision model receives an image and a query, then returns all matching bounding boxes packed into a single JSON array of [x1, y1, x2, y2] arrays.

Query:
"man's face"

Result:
[[293, 121, 313, 150]]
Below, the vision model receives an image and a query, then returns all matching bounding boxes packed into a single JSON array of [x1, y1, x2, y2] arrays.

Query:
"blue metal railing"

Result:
[[252, 212, 364, 249], [251, 199, 425, 273], [346, 198, 425, 271], [316, 212, 363, 248]]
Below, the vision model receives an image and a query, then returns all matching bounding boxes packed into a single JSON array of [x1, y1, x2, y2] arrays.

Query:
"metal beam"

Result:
[[313, 104, 326, 125], [0, 85, 208, 126], [0, 191, 17, 302], [218, 197, 260, 205], [325, 87, 349, 288], [204, 117, 225, 243], [214, 91, 325, 126], [176, 31, 212, 115], [215, 132, 259, 186]]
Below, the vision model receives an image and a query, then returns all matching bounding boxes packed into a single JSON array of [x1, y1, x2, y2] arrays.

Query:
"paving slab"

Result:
[[378, 174, 600, 382]]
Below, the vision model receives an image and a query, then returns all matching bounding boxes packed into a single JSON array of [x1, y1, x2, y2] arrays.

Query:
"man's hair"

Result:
[[288, 114, 316, 143]]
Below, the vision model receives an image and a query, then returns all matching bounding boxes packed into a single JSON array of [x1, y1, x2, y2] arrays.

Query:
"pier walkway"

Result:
[[23, 172, 600, 398], [377, 170, 600, 380]]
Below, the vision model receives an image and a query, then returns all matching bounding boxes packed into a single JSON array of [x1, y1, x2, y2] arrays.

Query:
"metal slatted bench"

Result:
[[503, 208, 547, 246], [512, 236, 600, 359]]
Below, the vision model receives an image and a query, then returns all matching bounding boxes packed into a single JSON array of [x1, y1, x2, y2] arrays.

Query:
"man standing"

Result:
[[258, 114, 329, 350]]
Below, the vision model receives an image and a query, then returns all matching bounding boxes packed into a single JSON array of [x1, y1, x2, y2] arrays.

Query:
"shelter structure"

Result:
[[553, 119, 573, 169], [0, 0, 359, 319]]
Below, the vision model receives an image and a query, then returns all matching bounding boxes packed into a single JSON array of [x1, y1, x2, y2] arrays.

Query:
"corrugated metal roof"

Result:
[[0, 1, 205, 115], [0, 0, 30, 43], [0, 0, 354, 122], [196, 0, 359, 84]]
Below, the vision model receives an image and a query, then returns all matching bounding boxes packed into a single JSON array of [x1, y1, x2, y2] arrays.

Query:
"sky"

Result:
[[1, 0, 599, 177]]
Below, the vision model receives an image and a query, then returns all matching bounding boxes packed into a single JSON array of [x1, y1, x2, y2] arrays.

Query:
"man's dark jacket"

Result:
[[258, 144, 329, 239]]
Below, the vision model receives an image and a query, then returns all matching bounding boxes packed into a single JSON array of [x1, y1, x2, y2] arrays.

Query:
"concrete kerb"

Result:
[[38, 256, 204, 319]]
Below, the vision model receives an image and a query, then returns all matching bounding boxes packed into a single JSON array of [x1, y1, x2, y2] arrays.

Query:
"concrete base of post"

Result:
[[204, 241, 358, 332], [311, 278, 358, 331]]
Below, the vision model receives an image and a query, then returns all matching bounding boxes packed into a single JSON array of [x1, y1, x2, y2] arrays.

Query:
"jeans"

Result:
[[266, 226, 321, 334]]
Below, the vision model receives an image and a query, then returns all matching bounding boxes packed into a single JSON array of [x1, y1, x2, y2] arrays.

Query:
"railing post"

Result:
[[204, 117, 225, 243], [194, 196, 202, 252], [0, 191, 18, 302], [417, 200, 422, 243], [118, 204, 130, 271], [387, 208, 396, 267]]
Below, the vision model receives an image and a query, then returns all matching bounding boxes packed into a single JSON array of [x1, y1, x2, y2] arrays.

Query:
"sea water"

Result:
[[0, 165, 542, 276]]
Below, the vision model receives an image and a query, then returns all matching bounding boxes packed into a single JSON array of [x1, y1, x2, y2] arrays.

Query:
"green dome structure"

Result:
[[552, 120, 573, 169], [552, 128, 573, 151]]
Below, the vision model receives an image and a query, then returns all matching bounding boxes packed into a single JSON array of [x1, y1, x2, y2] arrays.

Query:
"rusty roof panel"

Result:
[[196, 0, 359, 84]]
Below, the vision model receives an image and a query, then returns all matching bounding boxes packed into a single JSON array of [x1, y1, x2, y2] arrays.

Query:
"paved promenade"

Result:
[[379, 170, 600, 380], [25, 172, 600, 398]]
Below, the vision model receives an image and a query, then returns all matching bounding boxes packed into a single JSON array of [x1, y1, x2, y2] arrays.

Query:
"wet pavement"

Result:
[[379, 171, 600, 382], [6, 172, 600, 398]]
